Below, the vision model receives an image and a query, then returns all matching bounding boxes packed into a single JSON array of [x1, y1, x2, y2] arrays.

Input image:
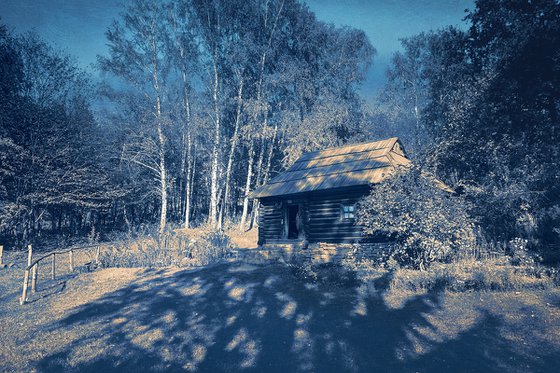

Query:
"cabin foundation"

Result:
[[232, 242, 392, 265]]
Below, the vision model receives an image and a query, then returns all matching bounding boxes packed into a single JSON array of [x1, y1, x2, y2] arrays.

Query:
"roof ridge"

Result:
[[265, 160, 392, 185], [287, 153, 390, 173], [298, 137, 399, 160], [386, 150, 411, 167]]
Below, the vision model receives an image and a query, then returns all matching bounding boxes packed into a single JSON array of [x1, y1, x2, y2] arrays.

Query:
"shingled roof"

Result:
[[251, 137, 411, 198]]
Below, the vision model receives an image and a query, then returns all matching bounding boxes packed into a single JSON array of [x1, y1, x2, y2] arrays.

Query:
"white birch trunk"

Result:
[[209, 47, 220, 227], [251, 122, 278, 228], [155, 100, 167, 233], [184, 132, 192, 229], [151, 19, 167, 234], [239, 139, 255, 231], [250, 135, 266, 228], [181, 54, 193, 229], [263, 122, 278, 184], [219, 76, 244, 228]]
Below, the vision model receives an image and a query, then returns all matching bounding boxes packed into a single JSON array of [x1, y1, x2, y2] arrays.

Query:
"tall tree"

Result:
[[99, 0, 172, 233], [0, 28, 114, 243], [165, 0, 199, 228], [381, 0, 560, 253]]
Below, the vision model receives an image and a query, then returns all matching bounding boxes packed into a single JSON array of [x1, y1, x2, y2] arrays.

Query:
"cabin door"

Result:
[[286, 204, 301, 239]]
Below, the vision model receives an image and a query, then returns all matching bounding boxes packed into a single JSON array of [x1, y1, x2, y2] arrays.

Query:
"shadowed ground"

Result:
[[1, 261, 559, 372]]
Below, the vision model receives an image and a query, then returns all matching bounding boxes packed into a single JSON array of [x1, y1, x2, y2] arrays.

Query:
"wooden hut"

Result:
[[250, 137, 411, 245]]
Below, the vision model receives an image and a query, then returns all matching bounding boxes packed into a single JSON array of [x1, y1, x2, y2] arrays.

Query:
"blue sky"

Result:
[[0, 0, 473, 98], [306, 0, 473, 97]]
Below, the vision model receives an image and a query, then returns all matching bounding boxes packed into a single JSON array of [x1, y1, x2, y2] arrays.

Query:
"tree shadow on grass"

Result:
[[34, 263, 558, 372]]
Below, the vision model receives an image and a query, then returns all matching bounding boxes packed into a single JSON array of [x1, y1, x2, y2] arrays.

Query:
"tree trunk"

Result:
[[157, 123, 167, 234], [239, 139, 255, 231], [252, 122, 278, 228], [184, 132, 193, 229], [152, 30, 166, 234], [181, 58, 193, 230], [209, 47, 220, 228], [219, 76, 244, 228], [262, 122, 278, 185], [249, 136, 266, 229]]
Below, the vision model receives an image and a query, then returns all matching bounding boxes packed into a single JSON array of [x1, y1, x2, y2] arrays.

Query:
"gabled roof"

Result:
[[251, 137, 411, 199]]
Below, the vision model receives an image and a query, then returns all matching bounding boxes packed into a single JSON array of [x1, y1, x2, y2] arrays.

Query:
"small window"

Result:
[[341, 204, 355, 220]]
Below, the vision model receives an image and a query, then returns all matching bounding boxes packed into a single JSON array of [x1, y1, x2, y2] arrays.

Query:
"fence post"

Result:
[[0, 245, 3, 266], [69, 250, 74, 272], [20, 268, 30, 305], [27, 244, 33, 267], [51, 253, 56, 280], [31, 263, 38, 292]]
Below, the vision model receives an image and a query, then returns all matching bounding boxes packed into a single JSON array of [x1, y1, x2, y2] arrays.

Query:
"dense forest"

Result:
[[0, 0, 559, 261]]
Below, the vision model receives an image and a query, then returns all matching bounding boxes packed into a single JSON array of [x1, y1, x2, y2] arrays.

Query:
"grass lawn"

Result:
[[1, 252, 560, 372]]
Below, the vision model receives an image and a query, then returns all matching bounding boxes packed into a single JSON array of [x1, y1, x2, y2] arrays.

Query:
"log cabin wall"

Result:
[[257, 198, 286, 244], [305, 186, 370, 243], [257, 186, 371, 245]]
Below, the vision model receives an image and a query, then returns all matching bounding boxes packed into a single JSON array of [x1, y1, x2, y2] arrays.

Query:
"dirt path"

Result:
[[1, 260, 559, 372]]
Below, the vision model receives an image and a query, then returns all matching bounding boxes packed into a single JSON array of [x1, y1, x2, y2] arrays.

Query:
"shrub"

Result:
[[357, 166, 476, 270], [183, 229, 232, 266]]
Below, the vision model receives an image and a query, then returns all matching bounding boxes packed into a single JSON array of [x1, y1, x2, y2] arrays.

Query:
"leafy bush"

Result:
[[357, 166, 476, 270]]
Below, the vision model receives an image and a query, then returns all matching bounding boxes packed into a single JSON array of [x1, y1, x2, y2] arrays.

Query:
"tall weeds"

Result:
[[98, 226, 233, 268]]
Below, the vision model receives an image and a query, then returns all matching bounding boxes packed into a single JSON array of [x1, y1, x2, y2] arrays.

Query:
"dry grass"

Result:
[[225, 227, 258, 249], [343, 242, 558, 294], [346, 253, 559, 294], [387, 259, 556, 293], [98, 226, 235, 268]]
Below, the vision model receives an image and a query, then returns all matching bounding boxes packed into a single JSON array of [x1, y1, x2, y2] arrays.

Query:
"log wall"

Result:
[[257, 186, 372, 244], [257, 199, 284, 244]]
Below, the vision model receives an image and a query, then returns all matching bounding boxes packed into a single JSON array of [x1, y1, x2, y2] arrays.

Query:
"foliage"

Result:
[[0, 27, 120, 246], [287, 259, 359, 288], [357, 167, 476, 269], [378, 0, 560, 262]]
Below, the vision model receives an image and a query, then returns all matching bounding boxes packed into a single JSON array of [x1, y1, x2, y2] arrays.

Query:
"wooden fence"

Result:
[[19, 244, 102, 305]]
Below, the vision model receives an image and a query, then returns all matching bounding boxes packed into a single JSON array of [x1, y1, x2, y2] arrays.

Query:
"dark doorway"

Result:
[[287, 204, 300, 239]]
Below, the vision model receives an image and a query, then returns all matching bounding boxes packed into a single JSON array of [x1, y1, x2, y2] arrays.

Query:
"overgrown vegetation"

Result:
[[286, 259, 359, 288], [98, 226, 234, 268], [387, 260, 558, 293], [374, 0, 560, 264], [341, 240, 559, 293]]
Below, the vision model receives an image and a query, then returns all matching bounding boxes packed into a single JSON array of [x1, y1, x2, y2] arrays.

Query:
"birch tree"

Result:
[[239, 0, 286, 231], [99, 0, 171, 233], [165, 0, 199, 228]]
